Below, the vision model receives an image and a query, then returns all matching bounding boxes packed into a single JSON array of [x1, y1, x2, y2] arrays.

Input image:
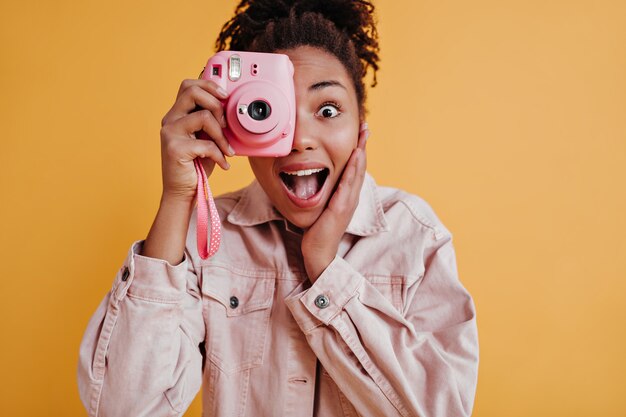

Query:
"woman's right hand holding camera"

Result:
[[160, 79, 234, 202], [142, 80, 233, 265]]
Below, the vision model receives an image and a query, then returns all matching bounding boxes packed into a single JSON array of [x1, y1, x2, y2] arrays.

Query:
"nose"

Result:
[[290, 114, 318, 153]]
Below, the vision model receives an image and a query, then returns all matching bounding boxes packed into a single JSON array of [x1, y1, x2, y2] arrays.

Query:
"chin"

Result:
[[279, 205, 324, 231]]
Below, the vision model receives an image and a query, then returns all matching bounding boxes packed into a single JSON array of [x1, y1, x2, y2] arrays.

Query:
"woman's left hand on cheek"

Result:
[[301, 125, 369, 282]]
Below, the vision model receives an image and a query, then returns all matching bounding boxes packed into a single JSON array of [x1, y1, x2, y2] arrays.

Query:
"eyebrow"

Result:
[[309, 80, 347, 91]]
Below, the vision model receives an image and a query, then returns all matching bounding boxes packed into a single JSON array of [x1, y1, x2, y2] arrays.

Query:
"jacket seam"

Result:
[[126, 291, 183, 304], [200, 262, 303, 279], [396, 200, 437, 230], [89, 300, 120, 416], [337, 320, 413, 417]]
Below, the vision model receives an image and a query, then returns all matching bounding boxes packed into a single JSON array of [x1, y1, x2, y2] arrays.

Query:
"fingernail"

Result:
[[225, 161, 231, 169], [217, 87, 228, 98], [228, 144, 235, 156], [364, 129, 370, 142], [360, 122, 368, 132]]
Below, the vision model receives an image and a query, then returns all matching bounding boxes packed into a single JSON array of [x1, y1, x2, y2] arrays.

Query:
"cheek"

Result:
[[248, 158, 274, 185], [325, 123, 359, 166]]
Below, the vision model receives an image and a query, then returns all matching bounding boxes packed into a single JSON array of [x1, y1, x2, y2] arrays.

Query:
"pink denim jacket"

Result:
[[77, 173, 479, 417]]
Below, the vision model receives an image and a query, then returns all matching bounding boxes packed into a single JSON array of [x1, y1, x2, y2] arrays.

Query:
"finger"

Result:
[[352, 149, 367, 199], [343, 149, 360, 187], [355, 125, 368, 177], [335, 147, 367, 212], [175, 79, 228, 102], [168, 135, 229, 171], [328, 150, 360, 213], [169, 109, 233, 158], [188, 140, 230, 171], [352, 124, 368, 196], [163, 84, 229, 132], [198, 157, 217, 177], [357, 123, 369, 151], [344, 144, 362, 186], [169, 85, 225, 126]]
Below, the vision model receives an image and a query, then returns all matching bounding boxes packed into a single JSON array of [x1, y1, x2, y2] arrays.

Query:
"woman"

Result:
[[77, 1, 479, 416]]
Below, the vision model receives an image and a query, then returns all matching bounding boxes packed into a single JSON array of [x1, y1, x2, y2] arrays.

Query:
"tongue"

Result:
[[292, 175, 319, 199]]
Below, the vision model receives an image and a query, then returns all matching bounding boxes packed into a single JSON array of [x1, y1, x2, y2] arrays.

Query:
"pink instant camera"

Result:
[[200, 51, 296, 157]]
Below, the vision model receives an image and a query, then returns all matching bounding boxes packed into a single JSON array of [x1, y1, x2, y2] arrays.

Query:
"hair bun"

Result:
[[290, 0, 376, 38], [216, 0, 379, 80]]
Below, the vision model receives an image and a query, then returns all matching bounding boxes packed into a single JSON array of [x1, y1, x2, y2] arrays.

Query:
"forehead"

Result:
[[277, 46, 354, 91]]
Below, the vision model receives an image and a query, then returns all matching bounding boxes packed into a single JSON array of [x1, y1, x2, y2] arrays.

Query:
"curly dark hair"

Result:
[[215, 0, 380, 114]]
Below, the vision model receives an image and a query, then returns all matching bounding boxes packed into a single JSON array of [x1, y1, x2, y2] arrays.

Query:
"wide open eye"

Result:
[[316, 103, 341, 119]]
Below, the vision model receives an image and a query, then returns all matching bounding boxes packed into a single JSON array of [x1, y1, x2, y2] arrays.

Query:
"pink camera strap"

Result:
[[194, 159, 221, 259]]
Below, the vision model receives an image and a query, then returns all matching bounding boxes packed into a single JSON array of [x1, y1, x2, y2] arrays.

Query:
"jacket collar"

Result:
[[227, 172, 389, 237]]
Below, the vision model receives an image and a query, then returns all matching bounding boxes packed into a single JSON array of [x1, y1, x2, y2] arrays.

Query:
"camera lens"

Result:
[[247, 100, 271, 121]]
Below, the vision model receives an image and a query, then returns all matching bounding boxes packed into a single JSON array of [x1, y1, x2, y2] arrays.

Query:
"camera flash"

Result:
[[229, 55, 242, 81]]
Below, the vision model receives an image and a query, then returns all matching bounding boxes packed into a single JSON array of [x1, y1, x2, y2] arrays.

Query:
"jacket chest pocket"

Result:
[[201, 265, 275, 374], [367, 275, 405, 313]]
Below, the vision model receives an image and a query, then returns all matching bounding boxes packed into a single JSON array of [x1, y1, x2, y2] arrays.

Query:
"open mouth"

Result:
[[279, 168, 330, 200]]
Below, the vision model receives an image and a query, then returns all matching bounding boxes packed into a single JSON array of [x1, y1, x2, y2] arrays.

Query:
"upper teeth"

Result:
[[283, 168, 324, 176]]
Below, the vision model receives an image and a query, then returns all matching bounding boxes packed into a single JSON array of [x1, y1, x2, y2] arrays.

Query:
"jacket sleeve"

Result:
[[77, 240, 205, 417], [285, 232, 479, 417]]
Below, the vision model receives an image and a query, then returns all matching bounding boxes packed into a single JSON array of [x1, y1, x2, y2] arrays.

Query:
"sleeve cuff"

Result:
[[285, 256, 364, 333], [111, 240, 191, 303]]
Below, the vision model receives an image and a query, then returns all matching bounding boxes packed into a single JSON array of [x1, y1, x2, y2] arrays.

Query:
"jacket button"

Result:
[[314, 294, 330, 309], [229, 296, 239, 309], [121, 267, 130, 282]]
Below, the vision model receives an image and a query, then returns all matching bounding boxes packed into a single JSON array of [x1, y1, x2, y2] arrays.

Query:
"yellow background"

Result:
[[1, 0, 625, 415]]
